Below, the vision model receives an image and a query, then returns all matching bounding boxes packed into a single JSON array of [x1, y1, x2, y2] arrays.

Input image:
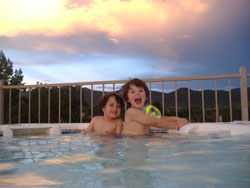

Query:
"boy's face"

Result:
[[102, 96, 121, 119], [127, 84, 147, 109]]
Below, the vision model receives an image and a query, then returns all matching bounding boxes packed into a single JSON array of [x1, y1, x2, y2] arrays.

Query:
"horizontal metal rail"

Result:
[[0, 68, 249, 125], [2, 73, 248, 89]]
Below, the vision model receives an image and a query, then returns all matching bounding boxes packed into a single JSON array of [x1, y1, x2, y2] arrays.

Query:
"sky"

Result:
[[0, 0, 249, 89]]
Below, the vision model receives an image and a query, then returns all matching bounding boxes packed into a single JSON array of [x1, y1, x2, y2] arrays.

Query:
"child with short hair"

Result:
[[120, 78, 188, 136], [81, 92, 123, 135]]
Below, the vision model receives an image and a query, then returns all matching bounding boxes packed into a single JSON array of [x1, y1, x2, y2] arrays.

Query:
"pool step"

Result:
[[0, 123, 89, 137]]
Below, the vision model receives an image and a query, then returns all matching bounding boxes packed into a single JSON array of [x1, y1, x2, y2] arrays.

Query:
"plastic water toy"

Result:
[[144, 105, 161, 119]]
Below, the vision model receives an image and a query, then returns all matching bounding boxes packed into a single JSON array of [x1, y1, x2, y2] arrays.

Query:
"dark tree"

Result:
[[0, 50, 23, 85]]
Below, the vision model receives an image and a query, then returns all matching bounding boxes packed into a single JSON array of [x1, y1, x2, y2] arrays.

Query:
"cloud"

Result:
[[0, 0, 213, 68], [0, 0, 249, 84], [178, 35, 197, 40], [0, 0, 212, 63], [0, 0, 210, 38], [64, 0, 94, 10], [173, 0, 250, 75], [0, 31, 116, 54]]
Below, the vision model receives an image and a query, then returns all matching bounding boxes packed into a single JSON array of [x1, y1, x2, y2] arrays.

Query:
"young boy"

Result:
[[81, 92, 123, 135], [120, 78, 188, 136]]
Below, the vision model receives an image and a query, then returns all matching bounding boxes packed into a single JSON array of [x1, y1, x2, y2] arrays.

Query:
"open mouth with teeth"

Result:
[[112, 111, 118, 115], [135, 98, 142, 104]]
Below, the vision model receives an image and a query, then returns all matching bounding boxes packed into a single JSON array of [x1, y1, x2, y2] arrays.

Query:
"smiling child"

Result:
[[120, 78, 188, 136], [81, 92, 123, 135]]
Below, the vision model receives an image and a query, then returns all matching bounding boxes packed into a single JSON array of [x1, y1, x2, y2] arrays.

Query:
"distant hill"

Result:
[[82, 87, 250, 109]]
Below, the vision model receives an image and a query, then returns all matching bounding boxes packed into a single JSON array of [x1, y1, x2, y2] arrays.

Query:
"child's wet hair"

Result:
[[97, 92, 123, 115], [120, 78, 149, 107]]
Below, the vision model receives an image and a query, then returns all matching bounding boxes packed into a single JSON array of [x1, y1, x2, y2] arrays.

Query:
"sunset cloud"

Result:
[[0, 0, 212, 58], [0, 0, 210, 38], [0, 0, 249, 84]]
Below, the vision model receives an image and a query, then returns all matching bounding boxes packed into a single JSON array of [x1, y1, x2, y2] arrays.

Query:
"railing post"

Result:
[[240, 67, 249, 121], [0, 80, 3, 124]]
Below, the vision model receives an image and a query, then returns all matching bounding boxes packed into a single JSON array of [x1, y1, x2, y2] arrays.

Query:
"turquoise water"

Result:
[[0, 132, 250, 188]]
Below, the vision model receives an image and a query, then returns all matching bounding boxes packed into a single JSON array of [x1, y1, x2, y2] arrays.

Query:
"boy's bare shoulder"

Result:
[[126, 108, 143, 115], [115, 118, 123, 123], [91, 116, 103, 121], [126, 108, 137, 113]]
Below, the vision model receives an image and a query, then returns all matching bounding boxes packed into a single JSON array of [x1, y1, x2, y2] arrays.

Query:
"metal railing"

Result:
[[0, 67, 249, 125]]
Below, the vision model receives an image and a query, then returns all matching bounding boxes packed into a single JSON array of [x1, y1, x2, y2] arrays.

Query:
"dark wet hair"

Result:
[[120, 78, 149, 107], [97, 92, 123, 115]]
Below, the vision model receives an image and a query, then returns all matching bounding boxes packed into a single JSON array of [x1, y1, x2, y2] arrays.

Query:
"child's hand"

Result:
[[176, 118, 189, 128]]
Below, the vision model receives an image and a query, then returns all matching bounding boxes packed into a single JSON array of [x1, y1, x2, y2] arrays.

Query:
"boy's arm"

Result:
[[115, 119, 123, 135], [81, 118, 95, 135], [161, 116, 179, 122], [161, 116, 189, 127], [127, 108, 187, 129]]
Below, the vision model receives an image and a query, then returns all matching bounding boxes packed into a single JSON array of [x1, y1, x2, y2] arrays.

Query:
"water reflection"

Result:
[[40, 153, 96, 165], [0, 172, 63, 187], [0, 133, 249, 187]]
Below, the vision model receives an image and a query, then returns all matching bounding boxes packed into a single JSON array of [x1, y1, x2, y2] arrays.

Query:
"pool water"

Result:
[[0, 132, 250, 188]]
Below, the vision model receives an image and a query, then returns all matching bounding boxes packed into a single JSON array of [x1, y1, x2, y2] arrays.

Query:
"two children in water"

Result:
[[82, 78, 188, 136]]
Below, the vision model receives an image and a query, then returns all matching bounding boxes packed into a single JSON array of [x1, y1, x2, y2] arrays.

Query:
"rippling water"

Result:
[[0, 132, 250, 188]]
